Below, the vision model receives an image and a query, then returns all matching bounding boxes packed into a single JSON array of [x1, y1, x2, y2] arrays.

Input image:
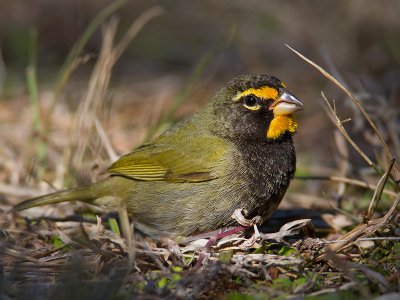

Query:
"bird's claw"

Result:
[[232, 208, 262, 227]]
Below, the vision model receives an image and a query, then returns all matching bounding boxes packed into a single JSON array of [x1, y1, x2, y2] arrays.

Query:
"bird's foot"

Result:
[[231, 208, 263, 248], [260, 218, 314, 243], [193, 209, 263, 268], [231, 208, 263, 227], [240, 218, 315, 248]]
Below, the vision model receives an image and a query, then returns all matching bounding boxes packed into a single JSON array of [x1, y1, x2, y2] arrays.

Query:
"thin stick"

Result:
[[326, 192, 400, 254], [286, 45, 395, 161], [295, 175, 398, 198], [366, 159, 395, 220], [321, 92, 376, 168], [94, 117, 118, 162], [118, 203, 136, 270]]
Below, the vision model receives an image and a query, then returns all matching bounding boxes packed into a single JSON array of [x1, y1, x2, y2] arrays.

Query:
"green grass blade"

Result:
[[26, 28, 46, 162]]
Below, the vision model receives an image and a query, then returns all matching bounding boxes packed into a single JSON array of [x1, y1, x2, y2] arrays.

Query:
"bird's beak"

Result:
[[269, 90, 304, 116]]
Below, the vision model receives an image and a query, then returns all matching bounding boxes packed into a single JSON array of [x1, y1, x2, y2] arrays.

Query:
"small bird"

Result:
[[14, 75, 303, 240]]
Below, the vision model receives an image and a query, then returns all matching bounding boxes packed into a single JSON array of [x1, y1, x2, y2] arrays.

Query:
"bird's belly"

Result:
[[121, 170, 290, 238], [122, 177, 249, 238]]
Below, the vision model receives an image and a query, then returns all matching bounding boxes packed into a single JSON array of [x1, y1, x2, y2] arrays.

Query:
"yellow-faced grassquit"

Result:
[[14, 74, 303, 239]]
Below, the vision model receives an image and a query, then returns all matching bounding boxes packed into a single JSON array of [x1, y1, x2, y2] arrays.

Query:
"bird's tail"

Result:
[[13, 180, 110, 212]]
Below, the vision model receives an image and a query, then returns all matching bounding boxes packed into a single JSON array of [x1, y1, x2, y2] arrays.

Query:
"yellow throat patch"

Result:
[[267, 114, 297, 140]]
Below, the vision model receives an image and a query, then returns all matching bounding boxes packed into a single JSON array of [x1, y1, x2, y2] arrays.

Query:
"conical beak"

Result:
[[270, 90, 304, 116]]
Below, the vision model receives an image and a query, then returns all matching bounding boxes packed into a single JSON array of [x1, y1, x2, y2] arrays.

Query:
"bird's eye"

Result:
[[243, 95, 261, 111], [244, 95, 257, 106]]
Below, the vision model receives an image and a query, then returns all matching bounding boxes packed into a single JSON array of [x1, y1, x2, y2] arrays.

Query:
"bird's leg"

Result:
[[205, 208, 262, 244], [182, 226, 247, 245], [185, 209, 262, 244], [193, 209, 262, 268]]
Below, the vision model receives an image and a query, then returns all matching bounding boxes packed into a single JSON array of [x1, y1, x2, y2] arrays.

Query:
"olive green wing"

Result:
[[106, 133, 228, 183]]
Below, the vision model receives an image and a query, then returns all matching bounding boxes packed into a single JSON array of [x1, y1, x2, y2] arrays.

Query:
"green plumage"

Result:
[[14, 75, 303, 239]]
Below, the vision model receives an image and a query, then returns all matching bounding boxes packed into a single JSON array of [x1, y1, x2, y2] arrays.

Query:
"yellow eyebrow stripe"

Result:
[[233, 86, 279, 101]]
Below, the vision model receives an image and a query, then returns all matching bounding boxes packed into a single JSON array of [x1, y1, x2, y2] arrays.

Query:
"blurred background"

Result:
[[2, 3, 400, 297], [0, 0, 399, 215]]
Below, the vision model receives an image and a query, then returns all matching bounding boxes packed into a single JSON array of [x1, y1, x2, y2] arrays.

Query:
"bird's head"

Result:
[[206, 74, 304, 141]]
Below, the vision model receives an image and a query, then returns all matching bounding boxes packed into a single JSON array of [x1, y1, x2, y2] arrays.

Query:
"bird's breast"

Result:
[[229, 135, 296, 219]]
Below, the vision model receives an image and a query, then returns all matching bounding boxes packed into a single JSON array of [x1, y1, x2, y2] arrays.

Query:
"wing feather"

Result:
[[106, 130, 228, 183]]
